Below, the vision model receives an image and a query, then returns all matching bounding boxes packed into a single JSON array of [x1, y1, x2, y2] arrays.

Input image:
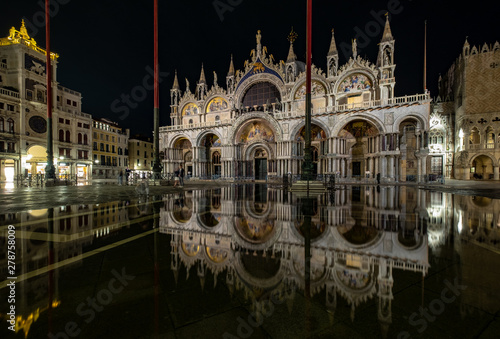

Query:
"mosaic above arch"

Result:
[[338, 73, 372, 93], [296, 124, 327, 142], [206, 97, 228, 113], [182, 103, 199, 116], [238, 121, 275, 143], [202, 134, 222, 147], [294, 81, 326, 100], [339, 121, 378, 139]]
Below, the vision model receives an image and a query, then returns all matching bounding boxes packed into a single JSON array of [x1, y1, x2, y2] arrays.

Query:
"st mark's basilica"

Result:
[[159, 17, 433, 182]]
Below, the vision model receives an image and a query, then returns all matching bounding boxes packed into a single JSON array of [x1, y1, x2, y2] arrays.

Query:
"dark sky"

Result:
[[2, 0, 499, 136]]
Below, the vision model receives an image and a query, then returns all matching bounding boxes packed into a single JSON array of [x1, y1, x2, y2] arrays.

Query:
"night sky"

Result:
[[2, 0, 499, 136]]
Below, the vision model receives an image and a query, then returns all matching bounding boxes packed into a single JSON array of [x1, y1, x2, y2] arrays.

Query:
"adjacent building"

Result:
[[433, 39, 500, 180], [160, 18, 432, 182], [128, 134, 154, 178], [0, 21, 93, 182], [91, 118, 129, 181]]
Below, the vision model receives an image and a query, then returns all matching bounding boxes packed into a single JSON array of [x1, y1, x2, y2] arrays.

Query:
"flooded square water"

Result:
[[1, 185, 499, 338]]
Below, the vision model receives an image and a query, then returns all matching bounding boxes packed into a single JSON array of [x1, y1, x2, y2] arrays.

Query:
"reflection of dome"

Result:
[[240, 252, 281, 279], [471, 196, 491, 207], [337, 269, 370, 290], [398, 229, 418, 248], [206, 247, 228, 263], [28, 209, 47, 217], [199, 211, 219, 227], [294, 220, 326, 240], [181, 242, 200, 257], [173, 205, 192, 223], [339, 225, 379, 245], [234, 216, 274, 243]]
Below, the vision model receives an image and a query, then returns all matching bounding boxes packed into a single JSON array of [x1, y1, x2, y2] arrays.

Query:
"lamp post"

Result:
[[301, 0, 314, 181], [152, 0, 163, 179]]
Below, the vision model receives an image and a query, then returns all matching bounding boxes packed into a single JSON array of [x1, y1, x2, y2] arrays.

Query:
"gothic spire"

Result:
[[381, 13, 394, 42], [198, 63, 206, 83], [286, 42, 297, 63], [172, 70, 180, 90], [286, 27, 298, 63], [228, 54, 235, 76], [328, 29, 338, 56]]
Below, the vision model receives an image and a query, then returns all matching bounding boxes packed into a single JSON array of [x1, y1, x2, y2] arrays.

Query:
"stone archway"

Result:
[[471, 154, 495, 180], [338, 120, 379, 179]]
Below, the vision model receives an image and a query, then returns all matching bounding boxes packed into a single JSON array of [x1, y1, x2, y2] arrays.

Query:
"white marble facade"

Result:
[[160, 18, 432, 182]]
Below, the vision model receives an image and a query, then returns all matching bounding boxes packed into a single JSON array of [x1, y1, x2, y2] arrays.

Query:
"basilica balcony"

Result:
[[0, 87, 20, 99], [160, 119, 233, 132]]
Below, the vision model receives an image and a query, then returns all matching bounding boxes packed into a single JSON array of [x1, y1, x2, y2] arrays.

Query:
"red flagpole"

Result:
[[152, 0, 162, 176], [45, 0, 55, 179], [303, 0, 313, 181], [154, 0, 159, 108]]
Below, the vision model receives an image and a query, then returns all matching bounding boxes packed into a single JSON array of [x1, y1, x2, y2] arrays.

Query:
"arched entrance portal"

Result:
[[295, 124, 327, 175], [253, 148, 268, 180], [338, 120, 379, 178], [471, 155, 494, 180], [169, 138, 192, 175], [235, 119, 276, 179], [200, 134, 221, 178]]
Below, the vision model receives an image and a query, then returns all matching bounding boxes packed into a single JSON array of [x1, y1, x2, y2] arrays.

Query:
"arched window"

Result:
[[78, 133, 82, 144], [66, 130, 71, 142], [469, 127, 480, 144], [188, 119, 193, 124], [312, 146, 319, 162], [242, 82, 281, 108], [7, 118, 14, 133], [0, 117, 4, 131], [83, 134, 88, 145], [212, 151, 221, 165], [59, 129, 64, 142]]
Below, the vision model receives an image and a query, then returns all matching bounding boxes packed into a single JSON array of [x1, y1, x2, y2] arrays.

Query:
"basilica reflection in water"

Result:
[[1, 186, 500, 338], [160, 185, 433, 335]]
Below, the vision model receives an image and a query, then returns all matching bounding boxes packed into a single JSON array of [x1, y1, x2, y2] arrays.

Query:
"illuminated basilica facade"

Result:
[[160, 18, 432, 182]]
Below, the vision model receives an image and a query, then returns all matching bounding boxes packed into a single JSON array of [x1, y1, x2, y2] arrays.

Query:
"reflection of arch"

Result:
[[234, 216, 275, 244], [234, 251, 285, 290]]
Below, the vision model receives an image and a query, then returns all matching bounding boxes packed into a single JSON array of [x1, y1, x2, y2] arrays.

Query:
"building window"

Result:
[[83, 134, 88, 145], [112, 145, 115, 153], [7, 104, 14, 111], [93, 142, 97, 150], [78, 133, 82, 144], [65, 130, 71, 142], [242, 82, 281, 108], [137, 150, 140, 156], [78, 122, 82, 127], [59, 129, 64, 142], [67, 99, 71, 105], [137, 159, 140, 166], [106, 144, 109, 152], [59, 118, 64, 123], [0, 117, 3, 131], [100, 143, 104, 151]]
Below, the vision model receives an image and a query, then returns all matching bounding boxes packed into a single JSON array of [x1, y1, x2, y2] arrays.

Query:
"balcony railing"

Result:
[[0, 87, 20, 99], [160, 93, 431, 132]]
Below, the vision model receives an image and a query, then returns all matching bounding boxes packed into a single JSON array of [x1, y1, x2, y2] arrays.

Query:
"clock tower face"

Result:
[[29, 115, 47, 134]]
